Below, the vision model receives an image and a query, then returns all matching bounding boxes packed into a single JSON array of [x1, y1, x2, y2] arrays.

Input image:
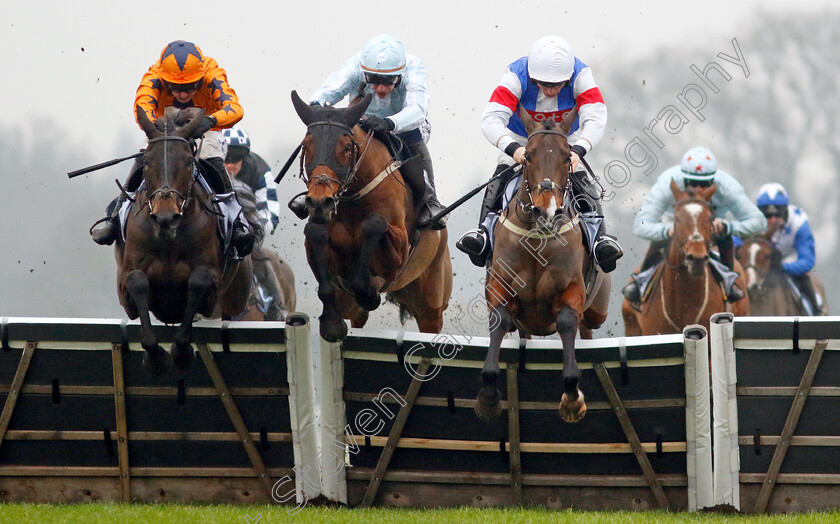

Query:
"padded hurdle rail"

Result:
[[710, 316, 840, 513], [0, 316, 312, 504], [318, 327, 713, 510]]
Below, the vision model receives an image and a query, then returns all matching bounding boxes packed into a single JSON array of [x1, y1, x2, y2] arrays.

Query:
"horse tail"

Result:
[[385, 293, 414, 325], [231, 178, 265, 246]]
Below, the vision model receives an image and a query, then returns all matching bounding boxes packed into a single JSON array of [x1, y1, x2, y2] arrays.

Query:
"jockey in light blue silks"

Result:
[[289, 34, 445, 230], [621, 146, 767, 308], [455, 35, 623, 271], [754, 182, 824, 315]]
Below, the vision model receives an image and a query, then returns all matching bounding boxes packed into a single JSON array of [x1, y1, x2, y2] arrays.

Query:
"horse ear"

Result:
[[342, 93, 372, 127], [177, 109, 207, 138], [699, 182, 717, 201], [136, 106, 162, 139], [291, 90, 316, 126], [559, 107, 577, 136], [518, 105, 539, 136], [670, 178, 684, 200]]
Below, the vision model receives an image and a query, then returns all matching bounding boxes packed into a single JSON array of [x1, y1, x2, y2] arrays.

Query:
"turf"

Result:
[[0, 505, 839, 524]]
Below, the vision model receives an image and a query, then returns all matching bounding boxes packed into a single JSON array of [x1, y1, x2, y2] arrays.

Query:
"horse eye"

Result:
[[524, 152, 532, 162]]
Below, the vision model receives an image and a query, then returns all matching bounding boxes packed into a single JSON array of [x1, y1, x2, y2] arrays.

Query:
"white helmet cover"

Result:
[[680, 146, 718, 180], [528, 35, 575, 83], [361, 34, 406, 75]]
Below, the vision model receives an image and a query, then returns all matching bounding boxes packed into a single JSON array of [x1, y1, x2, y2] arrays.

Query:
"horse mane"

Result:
[[156, 107, 204, 132], [231, 178, 266, 247]]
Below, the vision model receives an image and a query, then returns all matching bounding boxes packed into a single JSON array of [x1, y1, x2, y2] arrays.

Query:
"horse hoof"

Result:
[[474, 388, 502, 421], [143, 345, 172, 375], [171, 342, 195, 370], [559, 391, 587, 423], [319, 318, 348, 343]]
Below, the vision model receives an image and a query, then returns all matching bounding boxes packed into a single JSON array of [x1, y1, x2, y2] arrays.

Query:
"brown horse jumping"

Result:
[[737, 236, 827, 316], [622, 180, 749, 336], [476, 109, 610, 423], [115, 107, 252, 373], [290, 91, 451, 341]]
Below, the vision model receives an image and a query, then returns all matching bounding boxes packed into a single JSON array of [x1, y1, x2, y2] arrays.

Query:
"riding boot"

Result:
[[716, 234, 744, 302], [402, 142, 446, 230], [571, 172, 622, 273], [253, 249, 287, 321], [203, 156, 255, 257], [456, 163, 514, 267], [90, 159, 144, 246], [794, 273, 821, 316], [621, 238, 670, 305], [289, 194, 309, 220]]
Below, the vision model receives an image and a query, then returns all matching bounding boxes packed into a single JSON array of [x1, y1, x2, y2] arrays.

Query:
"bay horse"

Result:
[[621, 180, 749, 336], [115, 107, 253, 373], [476, 108, 611, 423], [736, 236, 826, 316], [290, 91, 452, 342]]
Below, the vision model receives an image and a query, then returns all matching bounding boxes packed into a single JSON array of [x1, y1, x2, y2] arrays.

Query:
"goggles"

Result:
[[166, 80, 202, 93], [364, 72, 400, 86], [534, 79, 567, 89], [685, 178, 714, 189], [759, 205, 786, 219], [224, 148, 248, 163]]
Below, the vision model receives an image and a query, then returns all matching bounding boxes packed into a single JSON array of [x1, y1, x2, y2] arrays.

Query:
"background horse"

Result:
[[115, 107, 252, 373], [622, 180, 749, 336], [476, 108, 610, 423], [737, 236, 827, 316], [290, 91, 452, 342]]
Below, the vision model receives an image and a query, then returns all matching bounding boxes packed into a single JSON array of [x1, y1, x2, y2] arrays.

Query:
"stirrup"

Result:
[[593, 236, 623, 273], [90, 217, 119, 246], [622, 281, 642, 305], [456, 229, 489, 267], [727, 283, 745, 303]]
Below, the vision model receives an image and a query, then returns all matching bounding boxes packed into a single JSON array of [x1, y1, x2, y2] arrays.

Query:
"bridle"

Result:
[[665, 198, 714, 269], [141, 135, 197, 216], [298, 120, 374, 197], [513, 128, 573, 225]]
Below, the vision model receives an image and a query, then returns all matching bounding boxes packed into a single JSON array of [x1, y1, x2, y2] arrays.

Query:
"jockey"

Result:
[[290, 34, 446, 230], [621, 147, 767, 307], [90, 40, 254, 257], [756, 182, 824, 315], [222, 127, 286, 321], [456, 35, 623, 271]]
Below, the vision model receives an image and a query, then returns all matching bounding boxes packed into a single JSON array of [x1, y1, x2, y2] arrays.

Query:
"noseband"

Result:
[[143, 135, 196, 215], [301, 121, 363, 187]]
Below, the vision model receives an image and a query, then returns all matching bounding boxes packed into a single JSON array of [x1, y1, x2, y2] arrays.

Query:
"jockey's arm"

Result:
[[570, 67, 607, 155], [309, 54, 363, 107], [633, 172, 675, 241], [262, 165, 280, 233], [783, 221, 816, 276], [204, 63, 243, 129], [717, 173, 767, 238]]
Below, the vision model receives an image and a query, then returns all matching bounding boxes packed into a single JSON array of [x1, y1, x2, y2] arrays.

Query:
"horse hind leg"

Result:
[[351, 214, 390, 311], [124, 270, 171, 375], [171, 266, 216, 370], [475, 305, 511, 421], [557, 304, 587, 423]]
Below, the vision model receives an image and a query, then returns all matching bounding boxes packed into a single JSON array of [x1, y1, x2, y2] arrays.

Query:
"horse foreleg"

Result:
[[556, 285, 586, 423], [124, 270, 171, 375], [305, 222, 347, 342], [351, 214, 389, 311], [171, 266, 215, 370], [475, 305, 511, 421]]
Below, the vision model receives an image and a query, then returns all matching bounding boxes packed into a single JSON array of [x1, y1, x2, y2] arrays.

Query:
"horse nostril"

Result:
[[323, 197, 335, 209]]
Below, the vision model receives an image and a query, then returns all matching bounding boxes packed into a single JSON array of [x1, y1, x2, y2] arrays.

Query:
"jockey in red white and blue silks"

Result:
[[457, 36, 622, 272], [481, 56, 606, 162]]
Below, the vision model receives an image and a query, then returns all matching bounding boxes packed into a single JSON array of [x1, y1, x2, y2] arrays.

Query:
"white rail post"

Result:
[[710, 312, 739, 510], [683, 325, 713, 510]]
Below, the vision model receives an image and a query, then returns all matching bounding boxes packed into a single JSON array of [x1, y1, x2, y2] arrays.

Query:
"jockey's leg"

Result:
[[713, 234, 745, 302], [404, 141, 446, 230], [90, 159, 145, 245], [456, 163, 515, 267], [571, 169, 622, 273], [252, 247, 287, 320], [198, 136, 254, 257], [794, 273, 821, 316], [621, 238, 670, 306]]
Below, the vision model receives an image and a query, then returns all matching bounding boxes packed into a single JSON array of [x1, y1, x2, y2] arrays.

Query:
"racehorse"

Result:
[[622, 180, 749, 336], [115, 107, 253, 373], [736, 236, 827, 316], [475, 108, 611, 423], [290, 91, 452, 342]]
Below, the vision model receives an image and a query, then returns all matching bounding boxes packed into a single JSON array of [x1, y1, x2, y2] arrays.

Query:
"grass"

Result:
[[0, 505, 839, 524]]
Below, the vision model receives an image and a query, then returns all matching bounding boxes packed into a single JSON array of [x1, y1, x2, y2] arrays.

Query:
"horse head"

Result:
[[669, 179, 717, 277], [291, 90, 372, 224], [135, 106, 203, 239], [518, 107, 576, 225], [737, 236, 783, 294]]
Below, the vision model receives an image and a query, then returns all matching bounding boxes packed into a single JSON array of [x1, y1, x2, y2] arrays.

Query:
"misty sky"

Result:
[[2, 0, 837, 334]]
